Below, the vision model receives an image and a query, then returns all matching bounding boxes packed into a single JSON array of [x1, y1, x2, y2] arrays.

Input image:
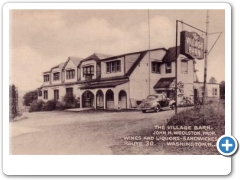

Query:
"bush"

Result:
[[55, 101, 66, 110], [62, 94, 79, 109], [23, 90, 38, 106], [42, 100, 56, 111], [167, 102, 225, 136], [29, 100, 44, 112]]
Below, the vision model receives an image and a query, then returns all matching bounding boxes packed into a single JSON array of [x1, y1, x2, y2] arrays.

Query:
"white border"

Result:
[[3, 3, 231, 175]]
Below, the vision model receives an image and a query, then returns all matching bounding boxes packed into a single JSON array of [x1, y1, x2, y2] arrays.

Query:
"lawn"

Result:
[[111, 100, 225, 155]]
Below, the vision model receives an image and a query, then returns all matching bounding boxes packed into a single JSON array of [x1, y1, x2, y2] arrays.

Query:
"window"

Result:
[[212, 88, 218, 96], [165, 62, 172, 74], [54, 89, 59, 100], [44, 75, 49, 82], [151, 62, 161, 73], [53, 72, 60, 81], [38, 90, 42, 97], [43, 90, 48, 99], [83, 66, 94, 77], [106, 60, 121, 73], [66, 88, 73, 96], [66, 69, 75, 79], [181, 60, 188, 74]]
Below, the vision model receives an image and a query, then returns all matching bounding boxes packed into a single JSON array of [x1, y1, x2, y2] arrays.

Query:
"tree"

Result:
[[209, 77, 217, 83], [9, 84, 18, 120], [220, 81, 225, 99], [23, 90, 38, 106]]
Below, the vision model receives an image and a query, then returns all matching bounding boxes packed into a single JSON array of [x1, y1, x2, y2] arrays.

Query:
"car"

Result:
[[137, 94, 176, 113]]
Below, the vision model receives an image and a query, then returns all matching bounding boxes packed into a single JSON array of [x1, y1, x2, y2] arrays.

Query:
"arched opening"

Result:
[[96, 90, 104, 109], [118, 90, 127, 109], [82, 91, 94, 108], [105, 89, 114, 109]]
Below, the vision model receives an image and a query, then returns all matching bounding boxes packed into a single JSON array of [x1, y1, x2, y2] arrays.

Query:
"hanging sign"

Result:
[[180, 31, 204, 59]]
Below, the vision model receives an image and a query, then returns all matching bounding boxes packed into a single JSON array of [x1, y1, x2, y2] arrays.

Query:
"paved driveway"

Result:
[[10, 109, 185, 155]]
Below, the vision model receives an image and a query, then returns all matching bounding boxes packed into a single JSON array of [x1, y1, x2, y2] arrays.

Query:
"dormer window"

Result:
[[106, 60, 121, 73], [83, 66, 94, 77], [53, 72, 60, 81], [66, 69, 75, 79], [44, 75, 49, 82]]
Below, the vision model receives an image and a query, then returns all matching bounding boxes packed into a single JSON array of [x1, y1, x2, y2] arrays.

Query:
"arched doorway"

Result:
[[106, 89, 114, 109], [118, 90, 127, 109], [82, 91, 94, 108], [96, 90, 104, 109]]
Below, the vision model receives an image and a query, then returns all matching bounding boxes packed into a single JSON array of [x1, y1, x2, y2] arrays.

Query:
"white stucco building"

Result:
[[38, 46, 219, 109]]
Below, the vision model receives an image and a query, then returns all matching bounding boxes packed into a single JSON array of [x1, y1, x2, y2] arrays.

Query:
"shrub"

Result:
[[29, 100, 44, 112], [62, 94, 79, 109], [42, 100, 56, 111], [55, 101, 66, 110], [23, 90, 38, 106]]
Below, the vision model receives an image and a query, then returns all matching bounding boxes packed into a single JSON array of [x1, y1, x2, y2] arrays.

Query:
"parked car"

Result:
[[137, 94, 176, 113]]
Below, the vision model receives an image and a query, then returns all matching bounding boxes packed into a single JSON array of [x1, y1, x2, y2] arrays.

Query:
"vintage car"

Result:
[[137, 94, 176, 113]]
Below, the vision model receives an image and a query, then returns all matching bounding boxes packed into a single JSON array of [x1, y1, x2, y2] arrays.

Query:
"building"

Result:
[[38, 46, 219, 109]]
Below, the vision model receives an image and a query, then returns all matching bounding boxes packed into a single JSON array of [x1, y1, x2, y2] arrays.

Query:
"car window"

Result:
[[147, 95, 158, 100]]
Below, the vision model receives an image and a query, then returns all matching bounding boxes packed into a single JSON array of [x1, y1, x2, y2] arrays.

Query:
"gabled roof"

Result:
[[125, 51, 148, 76], [162, 46, 194, 62], [51, 62, 65, 70], [162, 46, 180, 62], [84, 53, 113, 61], [62, 56, 83, 69], [154, 77, 175, 89], [101, 47, 167, 61], [69, 56, 83, 66]]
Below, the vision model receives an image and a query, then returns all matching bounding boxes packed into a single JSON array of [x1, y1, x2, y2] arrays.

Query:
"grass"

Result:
[[111, 100, 225, 155], [162, 100, 225, 154]]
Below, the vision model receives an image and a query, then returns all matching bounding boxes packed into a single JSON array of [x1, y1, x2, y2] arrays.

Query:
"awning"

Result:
[[154, 77, 175, 89], [80, 79, 128, 90]]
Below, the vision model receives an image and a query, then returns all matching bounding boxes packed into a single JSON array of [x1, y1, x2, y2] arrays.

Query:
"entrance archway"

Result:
[[82, 91, 94, 108], [118, 90, 127, 109], [106, 89, 114, 109], [96, 90, 104, 109]]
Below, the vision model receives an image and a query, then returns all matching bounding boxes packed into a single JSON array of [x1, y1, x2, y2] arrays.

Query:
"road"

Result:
[[9, 109, 185, 155]]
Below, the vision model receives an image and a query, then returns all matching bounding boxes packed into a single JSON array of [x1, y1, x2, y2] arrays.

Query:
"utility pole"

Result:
[[175, 20, 178, 115], [202, 10, 209, 106]]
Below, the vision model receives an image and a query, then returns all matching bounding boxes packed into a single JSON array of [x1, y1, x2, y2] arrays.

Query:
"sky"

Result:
[[9, 9, 225, 92]]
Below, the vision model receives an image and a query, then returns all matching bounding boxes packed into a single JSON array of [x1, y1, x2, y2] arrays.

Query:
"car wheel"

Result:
[[154, 105, 160, 112], [142, 110, 146, 113], [171, 104, 176, 110]]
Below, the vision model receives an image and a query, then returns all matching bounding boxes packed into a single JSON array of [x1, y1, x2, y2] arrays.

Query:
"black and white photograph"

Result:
[[8, 7, 226, 156]]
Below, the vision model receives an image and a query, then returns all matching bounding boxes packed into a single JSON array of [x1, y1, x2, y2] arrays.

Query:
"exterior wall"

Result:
[[43, 73, 51, 86], [129, 50, 169, 101], [78, 82, 129, 109], [177, 55, 194, 84], [124, 53, 141, 73], [80, 60, 96, 80], [114, 82, 130, 109], [39, 84, 80, 102], [64, 60, 78, 83], [77, 67, 81, 81], [149, 50, 167, 94], [101, 57, 124, 78], [194, 83, 220, 99], [176, 55, 195, 103], [129, 52, 150, 101]]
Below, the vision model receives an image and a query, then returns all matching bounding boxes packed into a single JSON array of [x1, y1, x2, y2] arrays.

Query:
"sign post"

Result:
[[175, 20, 206, 115]]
